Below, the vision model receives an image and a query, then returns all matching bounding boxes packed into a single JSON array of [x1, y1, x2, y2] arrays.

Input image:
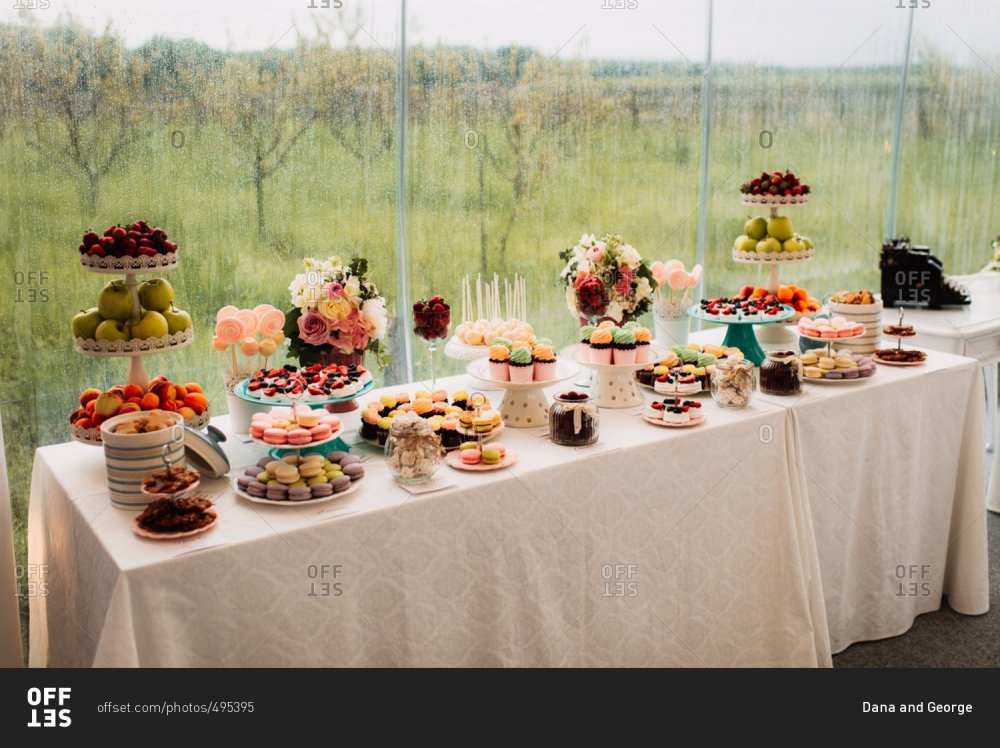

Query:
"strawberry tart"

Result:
[[245, 363, 373, 403]]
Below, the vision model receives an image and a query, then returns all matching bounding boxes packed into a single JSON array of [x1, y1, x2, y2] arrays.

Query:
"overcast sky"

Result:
[[2, 0, 992, 66]]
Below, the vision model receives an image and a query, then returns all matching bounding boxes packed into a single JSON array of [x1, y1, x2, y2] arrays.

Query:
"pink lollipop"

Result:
[[253, 303, 276, 317], [235, 309, 259, 337], [687, 264, 703, 288], [651, 261, 669, 285], [258, 308, 285, 337], [215, 315, 244, 344], [216, 305, 239, 322], [211, 335, 229, 352], [667, 268, 690, 291]]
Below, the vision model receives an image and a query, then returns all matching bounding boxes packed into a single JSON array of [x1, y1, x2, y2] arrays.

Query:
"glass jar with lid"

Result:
[[759, 350, 801, 396], [710, 357, 756, 408], [549, 391, 599, 446]]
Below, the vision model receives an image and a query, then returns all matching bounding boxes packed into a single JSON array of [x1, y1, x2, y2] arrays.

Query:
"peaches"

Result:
[[72, 376, 209, 438]]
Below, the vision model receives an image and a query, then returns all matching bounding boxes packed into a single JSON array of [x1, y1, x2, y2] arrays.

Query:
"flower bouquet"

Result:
[[283, 256, 391, 369], [213, 304, 287, 393], [559, 233, 657, 325]]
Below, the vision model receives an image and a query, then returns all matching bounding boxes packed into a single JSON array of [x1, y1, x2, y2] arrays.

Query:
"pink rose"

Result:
[[613, 266, 634, 298], [297, 311, 331, 346], [325, 282, 344, 299], [587, 245, 605, 262]]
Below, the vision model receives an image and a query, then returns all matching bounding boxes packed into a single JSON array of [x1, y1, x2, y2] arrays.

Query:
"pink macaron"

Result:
[[319, 414, 341, 428], [249, 423, 267, 439], [263, 427, 288, 444], [820, 330, 839, 338], [460, 448, 482, 464], [287, 428, 312, 445], [310, 423, 333, 440]]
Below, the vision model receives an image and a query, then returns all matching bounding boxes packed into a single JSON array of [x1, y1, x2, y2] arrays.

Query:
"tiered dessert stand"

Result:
[[72, 250, 203, 444], [733, 194, 814, 347], [686, 305, 795, 367]]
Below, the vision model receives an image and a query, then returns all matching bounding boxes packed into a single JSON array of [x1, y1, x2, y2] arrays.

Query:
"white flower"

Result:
[[578, 233, 596, 247], [361, 297, 387, 339], [565, 285, 577, 316], [635, 277, 653, 301], [617, 243, 642, 268], [577, 259, 591, 275], [288, 273, 310, 309]]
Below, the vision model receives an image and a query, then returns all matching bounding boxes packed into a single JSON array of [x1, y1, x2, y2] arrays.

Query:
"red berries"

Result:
[[739, 169, 810, 197], [413, 295, 451, 341], [78, 220, 176, 258]]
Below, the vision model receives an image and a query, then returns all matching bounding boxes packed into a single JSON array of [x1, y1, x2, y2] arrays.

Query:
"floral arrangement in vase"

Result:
[[213, 304, 286, 391], [559, 233, 657, 324], [650, 259, 703, 319], [283, 256, 390, 368]]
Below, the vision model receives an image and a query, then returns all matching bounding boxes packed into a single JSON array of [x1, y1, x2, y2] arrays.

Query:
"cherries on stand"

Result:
[[413, 296, 451, 341]]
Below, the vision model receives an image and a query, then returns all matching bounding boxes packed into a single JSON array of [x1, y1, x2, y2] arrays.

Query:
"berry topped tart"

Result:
[[244, 363, 374, 403], [698, 295, 787, 319]]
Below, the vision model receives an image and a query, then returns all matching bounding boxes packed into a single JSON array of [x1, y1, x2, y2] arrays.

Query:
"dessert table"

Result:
[[28, 345, 989, 667]]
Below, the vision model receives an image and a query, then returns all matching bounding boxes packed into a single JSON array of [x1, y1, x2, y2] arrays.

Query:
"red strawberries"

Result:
[[79, 220, 178, 258]]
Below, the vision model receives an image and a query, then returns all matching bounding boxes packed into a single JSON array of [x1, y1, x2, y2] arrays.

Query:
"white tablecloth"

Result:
[[28, 349, 988, 667]]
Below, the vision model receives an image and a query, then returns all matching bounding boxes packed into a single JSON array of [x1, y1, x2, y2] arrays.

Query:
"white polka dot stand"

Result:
[[466, 359, 579, 428], [563, 343, 668, 409]]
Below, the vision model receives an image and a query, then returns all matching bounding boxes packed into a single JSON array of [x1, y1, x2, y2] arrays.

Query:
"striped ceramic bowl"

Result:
[[100, 411, 185, 509], [828, 299, 883, 354]]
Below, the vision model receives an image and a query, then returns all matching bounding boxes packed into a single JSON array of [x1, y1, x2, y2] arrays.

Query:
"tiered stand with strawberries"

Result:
[[69, 223, 205, 445]]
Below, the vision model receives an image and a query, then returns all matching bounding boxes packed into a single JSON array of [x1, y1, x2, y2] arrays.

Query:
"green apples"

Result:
[[733, 234, 758, 253], [138, 279, 175, 313], [799, 235, 813, 250], [163, 305, 193, 334], [94, 391, 124, 418], [131, 310, 169, 340], [782, 237, 805, 253], [744, 217, 767, 241], [95, 319, 130, 342], [767, 215, 795, 242], [97, 280, 135, 322], [756, 237, 782, 254], [71, 307, 104, 339]]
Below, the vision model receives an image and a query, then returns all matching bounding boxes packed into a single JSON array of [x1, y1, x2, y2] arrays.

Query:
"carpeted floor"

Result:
[[834, 473, 998, 667]]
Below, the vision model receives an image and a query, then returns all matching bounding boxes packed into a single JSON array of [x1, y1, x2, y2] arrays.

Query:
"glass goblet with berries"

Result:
[[413, 295, 451, 387]]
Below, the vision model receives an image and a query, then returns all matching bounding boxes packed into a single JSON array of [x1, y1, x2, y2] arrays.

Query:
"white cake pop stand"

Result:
[[562, 344, 667, 408], [466, 359, 578, 427]]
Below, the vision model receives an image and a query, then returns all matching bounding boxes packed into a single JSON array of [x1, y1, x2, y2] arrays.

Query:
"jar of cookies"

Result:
[[710, 358, 756, 408], [549, 391, 599, 446], [759, 350, 802, 396], [385, 411, 443, 484]]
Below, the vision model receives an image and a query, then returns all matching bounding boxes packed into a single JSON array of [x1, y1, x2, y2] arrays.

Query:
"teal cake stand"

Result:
[[687, 304, 796, 366]]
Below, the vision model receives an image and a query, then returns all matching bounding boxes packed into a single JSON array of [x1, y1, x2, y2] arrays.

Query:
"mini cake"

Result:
[[441, 420, 462, 449], [376, 416, 392, 445], [612, 327, 637, 365], [452, 390, 469, 410], [488, 343, 511, 381], [508, 345, 534, 383], [532, 340, 558, 381], [588, 327, 613, 365]]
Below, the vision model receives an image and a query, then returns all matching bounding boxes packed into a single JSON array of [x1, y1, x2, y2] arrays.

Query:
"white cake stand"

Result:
[[466, 359, 578, 427], [562, 344, 666, 408]]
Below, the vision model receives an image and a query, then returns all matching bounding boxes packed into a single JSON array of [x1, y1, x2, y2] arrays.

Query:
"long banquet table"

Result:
[[28, 343, 989, 667]]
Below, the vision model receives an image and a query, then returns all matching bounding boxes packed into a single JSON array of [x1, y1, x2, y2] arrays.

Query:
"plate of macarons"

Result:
[[233, 451, 364, 506], [247, 406, 343, 449], [445, 442, 515, 471]]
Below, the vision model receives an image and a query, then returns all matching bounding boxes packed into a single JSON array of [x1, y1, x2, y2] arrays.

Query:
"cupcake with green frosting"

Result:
[[578, 325, 597, 362], [508, 345, 535, 383], [612, 327, 638, 365]]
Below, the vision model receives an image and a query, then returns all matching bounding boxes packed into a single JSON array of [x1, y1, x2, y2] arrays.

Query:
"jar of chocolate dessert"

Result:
[[549, 391, 599, 447], [759, 350, 802, 396], [710, 357, 756, 408]]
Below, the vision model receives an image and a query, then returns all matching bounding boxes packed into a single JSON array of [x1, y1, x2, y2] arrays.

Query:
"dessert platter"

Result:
[[800, 349, 876, 383], [445, 442, 515, 472], [634, 344, 742, 395], [233, 451, 364, 506], [642, 397, 706, 428], [247, 406, 345, 456], [687, 298, 795, 366], [234, 363, 375, 407], [69, 376, 211, 445], [467, 343, 579, 426], [357, 390, 503, 449], [564, 322, 665, 408], [796, 316, 867, 357], [445, 274, 532, 361], [132, 445, 216, 539], [72, 222, 195, 389], [874, 313, 927, 366]]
